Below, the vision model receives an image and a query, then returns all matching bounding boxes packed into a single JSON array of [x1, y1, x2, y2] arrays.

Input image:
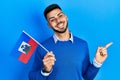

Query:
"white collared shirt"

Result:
[[53, 33, 73, 43]]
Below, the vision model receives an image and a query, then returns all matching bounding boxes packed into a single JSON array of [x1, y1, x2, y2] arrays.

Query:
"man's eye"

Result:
[[59, 14, 63, 17], [50, 19, 56, 22]]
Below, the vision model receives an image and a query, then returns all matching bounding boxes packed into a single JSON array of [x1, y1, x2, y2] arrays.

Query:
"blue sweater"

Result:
[[29, 36, 99, 80]]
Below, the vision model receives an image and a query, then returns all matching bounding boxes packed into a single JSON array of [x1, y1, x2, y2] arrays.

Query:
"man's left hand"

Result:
[[95, 42, 113, 64]]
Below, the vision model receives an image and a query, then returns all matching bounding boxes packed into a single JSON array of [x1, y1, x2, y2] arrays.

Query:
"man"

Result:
[[29, 4, 112, 80]]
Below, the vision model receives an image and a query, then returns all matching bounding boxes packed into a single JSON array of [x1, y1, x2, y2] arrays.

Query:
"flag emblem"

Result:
[[18, 41, 31, 54]]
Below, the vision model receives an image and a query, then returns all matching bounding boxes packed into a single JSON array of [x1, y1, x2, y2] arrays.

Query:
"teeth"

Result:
[[57, 23, 63, 28]]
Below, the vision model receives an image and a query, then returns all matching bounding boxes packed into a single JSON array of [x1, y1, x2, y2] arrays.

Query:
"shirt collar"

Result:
[[53, 33, 73, 43]]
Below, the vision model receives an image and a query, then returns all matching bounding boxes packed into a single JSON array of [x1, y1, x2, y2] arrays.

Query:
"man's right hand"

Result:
[[42, 51, 56, 72]]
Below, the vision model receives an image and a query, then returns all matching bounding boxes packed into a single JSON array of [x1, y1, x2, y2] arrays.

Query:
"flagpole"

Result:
[[22, 30, 49, 53]]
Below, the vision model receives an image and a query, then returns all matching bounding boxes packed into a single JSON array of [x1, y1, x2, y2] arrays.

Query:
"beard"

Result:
[[52, 22, 68, 33]]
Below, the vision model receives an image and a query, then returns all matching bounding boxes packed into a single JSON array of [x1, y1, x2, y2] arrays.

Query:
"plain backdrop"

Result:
[[0, 0, 120, 80]]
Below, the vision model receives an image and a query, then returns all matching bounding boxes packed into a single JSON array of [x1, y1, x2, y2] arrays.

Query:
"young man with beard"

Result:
[[29, 4, 112, 80]]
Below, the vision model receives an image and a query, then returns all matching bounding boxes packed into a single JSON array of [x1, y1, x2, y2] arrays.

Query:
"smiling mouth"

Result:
[[56, 22, 64, 29]]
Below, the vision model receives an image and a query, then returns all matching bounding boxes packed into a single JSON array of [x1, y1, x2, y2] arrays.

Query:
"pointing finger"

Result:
[[104, 42, 113, 49]]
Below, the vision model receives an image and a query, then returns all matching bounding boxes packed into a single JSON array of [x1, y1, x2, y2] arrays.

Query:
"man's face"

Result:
[[46, 9, 68, 33]]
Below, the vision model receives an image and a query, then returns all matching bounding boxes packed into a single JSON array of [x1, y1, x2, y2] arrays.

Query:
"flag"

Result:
[[11, 31, 38, 64]]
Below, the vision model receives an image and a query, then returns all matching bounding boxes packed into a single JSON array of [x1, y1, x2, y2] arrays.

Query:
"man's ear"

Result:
[[47, 22, 52, 28], [65, 15, 68, 21]]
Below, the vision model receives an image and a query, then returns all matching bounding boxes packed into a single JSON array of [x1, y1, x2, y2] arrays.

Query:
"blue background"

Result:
[[0, 0, 120, 80]]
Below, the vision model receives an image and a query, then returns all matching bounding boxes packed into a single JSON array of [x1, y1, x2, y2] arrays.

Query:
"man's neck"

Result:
[[55, 29, 70, 41]]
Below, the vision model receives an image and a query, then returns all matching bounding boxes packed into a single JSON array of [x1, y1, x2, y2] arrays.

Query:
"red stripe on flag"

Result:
[[18, 38, 38, 64]]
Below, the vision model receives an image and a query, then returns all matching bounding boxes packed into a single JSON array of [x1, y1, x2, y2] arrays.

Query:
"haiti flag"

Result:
[[11, 31, 38, 64]]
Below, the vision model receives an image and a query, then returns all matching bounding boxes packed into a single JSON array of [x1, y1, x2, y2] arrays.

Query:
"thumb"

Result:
[[96, 47, 102, 55]]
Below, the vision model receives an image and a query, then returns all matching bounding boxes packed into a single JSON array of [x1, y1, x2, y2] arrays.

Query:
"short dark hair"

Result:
[[44, 4, 62, 19]]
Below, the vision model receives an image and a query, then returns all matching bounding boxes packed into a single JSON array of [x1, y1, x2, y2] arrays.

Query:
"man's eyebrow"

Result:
[[57, 12, 63, 16], [48, 12, 64, 20], [48, 17, 55, 21]]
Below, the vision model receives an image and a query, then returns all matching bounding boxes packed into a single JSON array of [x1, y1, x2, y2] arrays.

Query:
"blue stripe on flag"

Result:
[[11, 32, 30, 58]]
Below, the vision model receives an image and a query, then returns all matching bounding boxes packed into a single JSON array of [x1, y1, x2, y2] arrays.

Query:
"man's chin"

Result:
[[54, 29, 66, 33], [53, 24, 68, 33]]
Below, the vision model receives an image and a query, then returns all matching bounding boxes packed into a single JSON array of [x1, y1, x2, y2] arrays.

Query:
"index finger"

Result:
[[104, 42, 113, 49], [44, 51, 55, 58]]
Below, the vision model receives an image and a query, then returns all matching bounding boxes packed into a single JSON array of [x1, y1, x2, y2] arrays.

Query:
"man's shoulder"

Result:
[[73, 36, 88, 44], [41, 36, 53, 44]]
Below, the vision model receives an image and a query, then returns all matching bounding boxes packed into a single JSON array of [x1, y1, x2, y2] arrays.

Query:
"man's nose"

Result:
[[56, 18, 60, 23]]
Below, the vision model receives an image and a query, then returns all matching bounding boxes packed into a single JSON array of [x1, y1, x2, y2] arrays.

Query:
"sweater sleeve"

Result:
[[82, 42, 100, 80], [29, 47, 48, 80]]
